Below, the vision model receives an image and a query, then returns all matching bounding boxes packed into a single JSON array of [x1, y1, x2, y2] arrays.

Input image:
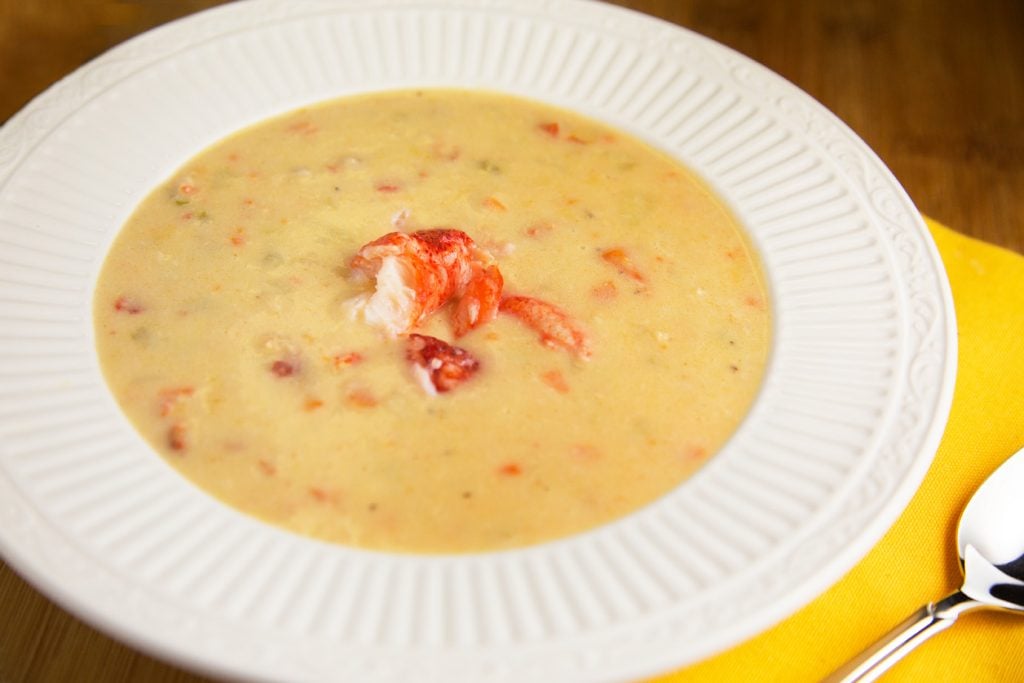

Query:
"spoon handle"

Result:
[[823, 591, 981, 682]]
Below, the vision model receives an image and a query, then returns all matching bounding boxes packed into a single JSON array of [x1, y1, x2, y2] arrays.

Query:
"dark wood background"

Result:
[[1, 1, 1022, 682]]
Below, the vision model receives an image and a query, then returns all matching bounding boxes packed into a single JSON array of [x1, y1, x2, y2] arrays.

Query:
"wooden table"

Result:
[[1, 1, 1022, 681]]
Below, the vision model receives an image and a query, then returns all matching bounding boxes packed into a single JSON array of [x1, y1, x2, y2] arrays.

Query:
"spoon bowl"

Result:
[[826, 445, 1024, 682], [958, 447, 1024, 610]]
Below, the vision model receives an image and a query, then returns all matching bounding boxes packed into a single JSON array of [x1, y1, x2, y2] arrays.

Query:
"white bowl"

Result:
[[0, 1, 956, 680]]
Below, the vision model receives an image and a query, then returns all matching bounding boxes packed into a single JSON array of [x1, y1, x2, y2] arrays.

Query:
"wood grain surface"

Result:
[[1, 1, 1022, 682]]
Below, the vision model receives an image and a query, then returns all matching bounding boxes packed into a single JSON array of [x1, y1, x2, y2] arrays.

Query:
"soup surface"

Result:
[[94, 89, 769, 553]]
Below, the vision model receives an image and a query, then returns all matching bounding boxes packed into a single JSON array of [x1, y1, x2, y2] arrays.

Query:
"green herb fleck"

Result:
[[476, 159, 502, 174]]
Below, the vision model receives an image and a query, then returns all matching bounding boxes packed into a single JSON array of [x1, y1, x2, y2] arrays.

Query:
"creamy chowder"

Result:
[[94, 89, 769, 553]]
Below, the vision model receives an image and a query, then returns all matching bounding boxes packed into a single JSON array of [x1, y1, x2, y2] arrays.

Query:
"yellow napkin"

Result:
[[653, 217, 1024, 682]]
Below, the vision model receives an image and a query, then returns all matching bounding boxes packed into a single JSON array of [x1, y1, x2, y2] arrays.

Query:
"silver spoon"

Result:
[[825, 445, 1024, 682]]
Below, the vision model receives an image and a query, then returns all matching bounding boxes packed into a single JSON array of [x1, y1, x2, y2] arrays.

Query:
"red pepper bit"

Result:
[[270, 360, 297, 377], [309, 487, 336, 503], [167, 423, 187, 453], [287, 120, 318, 135], [331, 351, 363, 369], [158, 386, 195, 417], [540, 369, 570, 394], [482, 196, 507, 212], [525, 222, 554, 238], [257, 459, 277, 476], [346, 388, 378, 408], [590, 280, 618, 301], [113, 296, 144, 314], [304, 397, 324, 411], [498, 462, 522, 476], [375, 183, 402, 193], [600, 247, 647, 285], [683, 445, 708, 463], [538, 121, 560, 137]]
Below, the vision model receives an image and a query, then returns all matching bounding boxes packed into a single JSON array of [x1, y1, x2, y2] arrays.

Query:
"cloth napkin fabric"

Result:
[[653, 217, 1024, 682]]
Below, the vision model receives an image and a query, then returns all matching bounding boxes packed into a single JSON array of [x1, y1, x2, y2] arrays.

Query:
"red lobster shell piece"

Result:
[[349, 229, 503, 337], [499, 295, 592, 359], [405, 333, 480, 395]]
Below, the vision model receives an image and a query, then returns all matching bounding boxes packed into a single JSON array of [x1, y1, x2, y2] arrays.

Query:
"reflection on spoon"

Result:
[[825, 445, 1024, 682]]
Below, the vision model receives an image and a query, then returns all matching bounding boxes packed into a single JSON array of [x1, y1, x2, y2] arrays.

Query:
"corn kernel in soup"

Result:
[[94, 89, 770, 553]]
